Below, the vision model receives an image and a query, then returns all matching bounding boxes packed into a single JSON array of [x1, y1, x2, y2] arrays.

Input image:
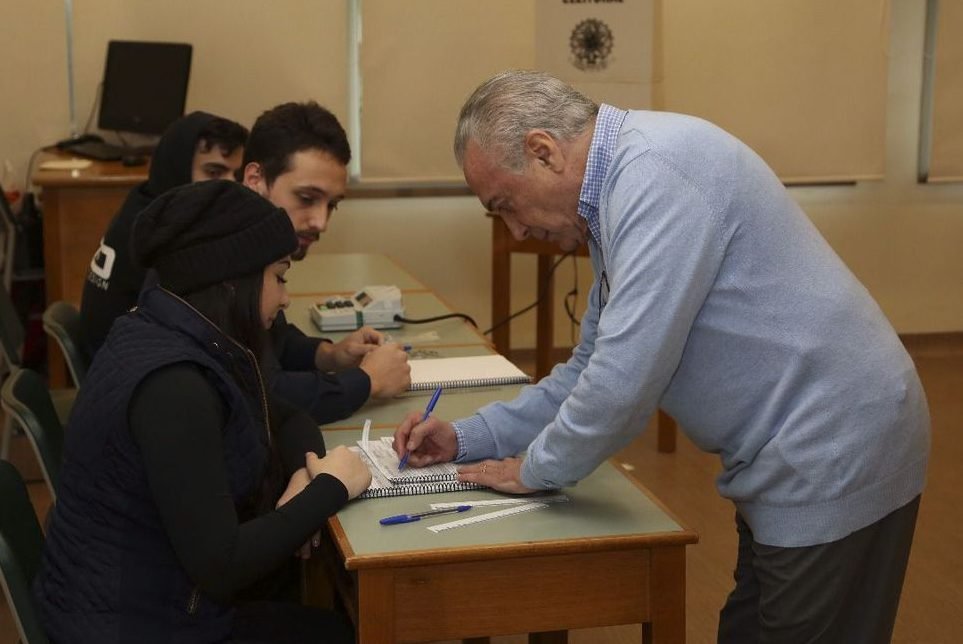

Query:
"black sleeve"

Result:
[[270, 312, 324, 371], [129, 364, 349, 603], [262, 336, 371, 424], [270, 395, 326, 477], [271, 368, 371, 424], [80, 205, 147, 354]]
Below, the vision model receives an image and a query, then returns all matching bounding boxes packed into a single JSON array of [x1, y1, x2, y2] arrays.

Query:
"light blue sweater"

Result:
[[456, 110, 930, 547]]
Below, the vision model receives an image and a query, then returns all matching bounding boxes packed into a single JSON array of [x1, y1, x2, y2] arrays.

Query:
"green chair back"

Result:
[[0, 369, 64, 500], [42, 301, 90, 387], [0, 459, 49, 644], [0, 281, 24, 369]]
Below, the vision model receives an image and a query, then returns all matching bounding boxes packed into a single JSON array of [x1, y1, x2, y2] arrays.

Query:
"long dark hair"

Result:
[[181, 269, 266, 361], [182, 270, 287, 519]]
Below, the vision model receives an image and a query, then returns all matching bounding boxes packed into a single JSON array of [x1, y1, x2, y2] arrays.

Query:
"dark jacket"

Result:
[[78, 112, 372, 424], [80, 111, 217, 353], [34, 287, 328, 643], [266, 312, 371, 423]]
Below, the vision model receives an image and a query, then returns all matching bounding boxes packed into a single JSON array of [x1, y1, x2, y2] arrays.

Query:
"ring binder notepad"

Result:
[[354, 437, 484, 499], [407, 355, 532, 392]]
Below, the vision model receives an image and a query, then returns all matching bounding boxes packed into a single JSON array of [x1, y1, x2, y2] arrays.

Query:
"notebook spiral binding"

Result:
[[409, 376, 529, 392], [359, 480, 484, 499]]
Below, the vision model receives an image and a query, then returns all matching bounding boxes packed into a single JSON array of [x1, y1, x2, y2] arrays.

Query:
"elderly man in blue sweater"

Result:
[[394, 70, 929, 643]]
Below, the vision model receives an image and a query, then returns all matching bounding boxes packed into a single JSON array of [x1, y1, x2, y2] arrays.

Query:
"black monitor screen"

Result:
[[97, 40, 192, 136]]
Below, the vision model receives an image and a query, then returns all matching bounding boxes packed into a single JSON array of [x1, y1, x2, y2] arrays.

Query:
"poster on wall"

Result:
[[535, 0, 655, 108]]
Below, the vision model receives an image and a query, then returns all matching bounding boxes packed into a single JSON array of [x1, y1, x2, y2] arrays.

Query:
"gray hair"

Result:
[[454, 70, 599, 172]]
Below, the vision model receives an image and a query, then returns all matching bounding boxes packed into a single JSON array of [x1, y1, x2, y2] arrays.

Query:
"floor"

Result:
[[2, 344, 960, 643]]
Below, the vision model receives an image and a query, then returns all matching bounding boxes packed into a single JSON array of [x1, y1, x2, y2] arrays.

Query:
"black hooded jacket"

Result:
[[81, 111, 216, 352]]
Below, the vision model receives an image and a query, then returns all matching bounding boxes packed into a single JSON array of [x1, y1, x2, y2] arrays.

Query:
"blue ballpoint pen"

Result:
[[380, 505, 471, 526], [398, 385, 443, 470]]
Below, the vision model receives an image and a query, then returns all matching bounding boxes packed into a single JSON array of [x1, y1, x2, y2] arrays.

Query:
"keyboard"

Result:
[[63, 140, 127, 161]]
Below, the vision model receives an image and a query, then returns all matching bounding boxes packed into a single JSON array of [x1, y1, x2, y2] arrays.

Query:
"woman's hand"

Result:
[[306, 446, 371, 499]]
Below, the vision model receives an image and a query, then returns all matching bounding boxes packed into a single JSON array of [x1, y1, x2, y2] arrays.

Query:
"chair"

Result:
[[0, 283, 28, 461], [0, 459, 50, 644], [42, 301, 90, 388], [1, 369, 64, 500], [0, 182, 44, 293], [0, 288, 74, 461]]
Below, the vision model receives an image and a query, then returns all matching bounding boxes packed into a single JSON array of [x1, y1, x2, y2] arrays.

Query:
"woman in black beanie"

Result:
[[34, 180, 368, 643]]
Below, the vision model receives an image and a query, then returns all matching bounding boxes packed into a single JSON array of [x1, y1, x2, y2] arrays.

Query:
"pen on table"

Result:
[[383, 333, 412, 353], [398, 385, 443, 470], [379, 505, 471, 526]]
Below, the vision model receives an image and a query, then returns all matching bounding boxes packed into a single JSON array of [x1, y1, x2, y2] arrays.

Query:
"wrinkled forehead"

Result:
[[463, 142, 506, 206]]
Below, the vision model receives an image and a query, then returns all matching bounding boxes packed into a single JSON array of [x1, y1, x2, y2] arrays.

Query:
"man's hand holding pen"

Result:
[[392, 413, 458, 467], [392, 413, 536, 494]]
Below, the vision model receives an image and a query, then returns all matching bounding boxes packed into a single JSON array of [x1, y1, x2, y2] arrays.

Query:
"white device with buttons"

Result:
[[310, 285, 405, 331]]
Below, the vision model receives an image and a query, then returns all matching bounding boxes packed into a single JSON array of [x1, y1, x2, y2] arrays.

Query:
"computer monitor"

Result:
[[97, 40, 192, 136]]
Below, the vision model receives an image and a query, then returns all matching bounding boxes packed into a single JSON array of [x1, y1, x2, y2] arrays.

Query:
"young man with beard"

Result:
[[241, 101, 410, 423]]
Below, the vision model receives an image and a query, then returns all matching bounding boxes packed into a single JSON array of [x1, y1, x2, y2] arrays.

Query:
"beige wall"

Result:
[[0, 0, 347, 189], [0, 1, 71, 191], [323, 0, 963, 346], [1, 0, 960, 349]]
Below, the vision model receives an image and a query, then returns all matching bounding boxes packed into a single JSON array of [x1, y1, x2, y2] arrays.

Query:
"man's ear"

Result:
[[524, 130, 563, 171], [242, 162, 267, 194]]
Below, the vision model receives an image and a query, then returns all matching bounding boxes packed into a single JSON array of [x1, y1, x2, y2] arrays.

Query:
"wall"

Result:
[[0, 0, 347, 191], [323, 0, 963, 346], [1, 0, 960, 351]]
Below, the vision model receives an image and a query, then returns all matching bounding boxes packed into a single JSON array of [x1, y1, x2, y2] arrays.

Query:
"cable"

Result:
[[82, 82, 102, 136], [483, 251, 574, 336], [563, 253, 581, 343], [24, 147, 46, 194], [395, 313, 478, 328]]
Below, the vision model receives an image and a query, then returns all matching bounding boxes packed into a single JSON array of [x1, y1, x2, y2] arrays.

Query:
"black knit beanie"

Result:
[[131, 180, 297, 294]]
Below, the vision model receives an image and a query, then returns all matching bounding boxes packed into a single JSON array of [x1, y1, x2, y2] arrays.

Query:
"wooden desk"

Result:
[[491, 217, 679, 453], [31, 150, 148, 385], [323, 430, 698, 644], [286, 253, 495, 355], [287, 254, 697, 642]]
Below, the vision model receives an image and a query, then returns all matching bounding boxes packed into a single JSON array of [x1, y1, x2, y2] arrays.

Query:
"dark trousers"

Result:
[[229, 600, 354, 643], [718, 495, 920, 644]]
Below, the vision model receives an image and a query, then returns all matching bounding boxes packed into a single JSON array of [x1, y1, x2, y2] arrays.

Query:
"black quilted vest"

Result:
[[34, 286, 270, 644]]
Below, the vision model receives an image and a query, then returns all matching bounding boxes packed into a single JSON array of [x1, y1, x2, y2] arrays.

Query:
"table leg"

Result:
[[656, 411, 677, 454], [357, 568, 396, 643], [491, 215, 512, 356], [535, 254, 555, 380], [642, 546, 687, 644], [300, 556, 334, 610]]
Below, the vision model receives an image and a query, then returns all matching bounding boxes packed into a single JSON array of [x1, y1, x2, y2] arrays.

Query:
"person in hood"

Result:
[[80, 111, 249, 354]]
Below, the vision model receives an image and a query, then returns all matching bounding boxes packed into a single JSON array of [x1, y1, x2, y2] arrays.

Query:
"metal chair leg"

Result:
[[1, 414, 13, 460]]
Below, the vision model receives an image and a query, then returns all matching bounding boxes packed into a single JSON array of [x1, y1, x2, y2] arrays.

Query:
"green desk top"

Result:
[[285, 253, 425, 295], [287, 292, 490, 347], [324, 383, 528, 430], [325, 429, 687, 562]]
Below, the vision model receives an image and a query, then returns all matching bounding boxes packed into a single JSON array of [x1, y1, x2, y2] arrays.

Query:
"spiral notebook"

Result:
[[408, 354, 532, 392], [354, 436, 484, 499]]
